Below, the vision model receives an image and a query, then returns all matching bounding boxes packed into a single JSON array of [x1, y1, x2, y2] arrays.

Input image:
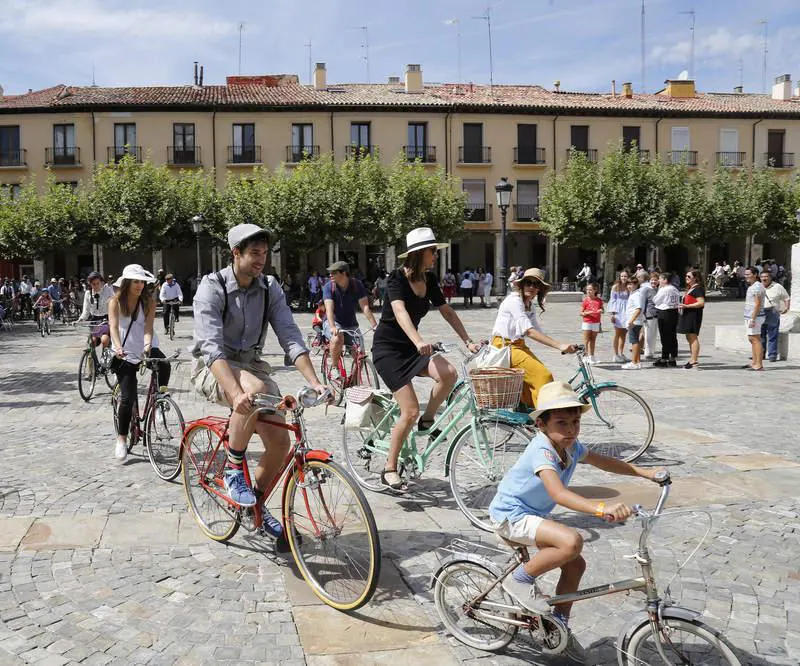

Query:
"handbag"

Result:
[[474, 343, 511, 369], [344, 386, 380, 429]]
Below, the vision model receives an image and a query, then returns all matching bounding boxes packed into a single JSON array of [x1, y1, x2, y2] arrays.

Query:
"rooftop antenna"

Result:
[[304, 39, 312, 85], [640, 0, 646, 92], [91, 62, 96, 87], [757, 20, 768, 93], [238, 22, 245, 75], [472, 6, 495, 91], [359, 25, 370, 82], [679, 9, 695, 79], [444, 18, 462, 85], [738, 58, 744, 89]]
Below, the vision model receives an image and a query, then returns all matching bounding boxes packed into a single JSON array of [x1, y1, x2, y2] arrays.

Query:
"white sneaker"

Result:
[[613, 354, 628, 363], [114, 439, 128, 461], [621, 362, 641, 370], [502, 577, 552, 615]]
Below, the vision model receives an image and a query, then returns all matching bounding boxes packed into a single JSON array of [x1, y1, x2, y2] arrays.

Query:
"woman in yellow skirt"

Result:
[[491, 268, 577, 407]]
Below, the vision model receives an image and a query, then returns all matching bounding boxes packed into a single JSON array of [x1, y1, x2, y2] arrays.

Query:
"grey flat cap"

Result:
[[327, 260, 349, 273], [228, 223, 269, 250]]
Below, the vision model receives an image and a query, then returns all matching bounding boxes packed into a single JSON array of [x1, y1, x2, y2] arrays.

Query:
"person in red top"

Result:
[[311, 301, 325, 332], [579, 282, 603, 364]]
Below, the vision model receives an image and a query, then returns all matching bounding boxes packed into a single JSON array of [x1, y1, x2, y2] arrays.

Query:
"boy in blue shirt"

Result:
[[489, 381, 662, 663]]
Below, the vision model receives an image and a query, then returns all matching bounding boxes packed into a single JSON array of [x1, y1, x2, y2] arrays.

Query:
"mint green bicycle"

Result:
[[341, 344, 532, 531]]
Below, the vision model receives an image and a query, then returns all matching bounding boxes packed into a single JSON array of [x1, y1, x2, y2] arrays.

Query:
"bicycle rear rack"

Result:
[[435, 537, 515, 567]]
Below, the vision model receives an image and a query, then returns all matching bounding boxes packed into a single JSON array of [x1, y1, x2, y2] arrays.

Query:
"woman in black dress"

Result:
[[676, 269, 705, 369], [372, 228, 481, 491]]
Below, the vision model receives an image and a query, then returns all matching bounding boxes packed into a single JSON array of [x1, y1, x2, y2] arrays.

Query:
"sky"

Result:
[[1, 0, 800, 96]]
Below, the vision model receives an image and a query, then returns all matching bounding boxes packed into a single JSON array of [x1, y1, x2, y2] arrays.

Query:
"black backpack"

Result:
[[216, 272, 271, 345]]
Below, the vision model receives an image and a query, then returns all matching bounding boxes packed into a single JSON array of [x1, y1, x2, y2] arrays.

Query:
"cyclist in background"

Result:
[[323, 260, 377, 379], [32, 288, 53, 325], [75, 271, 114, 348], [159, 273, 183, 334]]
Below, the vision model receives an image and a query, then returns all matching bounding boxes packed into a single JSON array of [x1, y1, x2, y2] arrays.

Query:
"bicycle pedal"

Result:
[[356, 446, 372, 460]]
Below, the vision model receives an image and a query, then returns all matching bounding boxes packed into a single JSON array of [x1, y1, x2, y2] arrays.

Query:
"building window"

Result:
[[516, 124, 540, 164], [718, 128, 741, 167], [669, 126, 695, 165], [622, 126, 641, 151], [766, 129, 789, 167], [0, 126, 22, 166], [172, 123, 196, 164], [406, 122, 428, 160], [515, 181, 539, 221], [349, 123, 371, 157], [463, 179, 489, 221], [1, 183, 21, 200], [461, 123, 487, 163], [112, 123, 137, 162], [570, 126, 589, 152], [290, 124, 314, 161], [52, 124, 77, 164], [232, 123, 256, 163]]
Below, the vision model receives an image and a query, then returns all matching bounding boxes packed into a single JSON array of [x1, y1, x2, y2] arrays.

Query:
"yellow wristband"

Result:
[[594, 502, 606, 517]]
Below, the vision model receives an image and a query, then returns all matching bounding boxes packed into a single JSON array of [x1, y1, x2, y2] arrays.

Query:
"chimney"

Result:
[[772, 74, 792, 101], [313, 62, 326, 90], [663, 79, 696, 98], [405, 64, 422, 93], [199, 65, 204, 87], [622, 81, 633, 98], [193, 61, 198, 85], [611, 80, 616, 96], [734, 85, 743, 94], [388, 75, 401, 85]]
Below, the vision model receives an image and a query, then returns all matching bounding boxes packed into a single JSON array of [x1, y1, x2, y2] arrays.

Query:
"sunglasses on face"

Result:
[[521, 280, 541, 288]]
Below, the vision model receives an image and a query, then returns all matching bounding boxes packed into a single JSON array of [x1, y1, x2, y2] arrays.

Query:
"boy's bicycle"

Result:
[[447, 344, 654, 463], [181, 387, 381, 611], [35, 306, 53, 337], [342, 344, 532, 532], [432, 471, 741, 665], [111, 352, 185, 480], [76, 321, 117, 401], [164, 298, 180, 340], [320, 327, 380, 406]]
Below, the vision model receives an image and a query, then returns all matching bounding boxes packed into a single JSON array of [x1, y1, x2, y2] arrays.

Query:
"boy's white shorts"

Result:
[[490, 515, 544, 547]]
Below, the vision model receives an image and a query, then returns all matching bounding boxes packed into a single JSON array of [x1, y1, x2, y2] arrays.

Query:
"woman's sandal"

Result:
[[380, 469, 408, 493], [417, 418, 442, 440]]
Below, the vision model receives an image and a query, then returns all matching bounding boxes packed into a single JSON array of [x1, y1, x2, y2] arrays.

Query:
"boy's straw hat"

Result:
[[532, 381, 591, 420]]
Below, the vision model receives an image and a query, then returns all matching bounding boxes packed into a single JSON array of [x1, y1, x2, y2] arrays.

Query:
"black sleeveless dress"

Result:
[[372, 269, 445, 392]]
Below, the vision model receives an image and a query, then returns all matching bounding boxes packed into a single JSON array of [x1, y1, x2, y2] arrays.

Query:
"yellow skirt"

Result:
[[491, 336, 554, 408]]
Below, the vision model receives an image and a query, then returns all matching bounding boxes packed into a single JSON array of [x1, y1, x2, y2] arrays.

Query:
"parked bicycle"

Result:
[[111, 352, 185, 480], [342, 344, 532, 532], [181, 387, 381, 611], [320, 327, 380, 406], [76, 320, 117, 401], [433, 471, 741, 665]]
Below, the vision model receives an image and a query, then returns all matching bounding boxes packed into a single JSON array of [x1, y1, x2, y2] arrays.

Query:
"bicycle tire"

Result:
[[77, 350, 97, 402], [321, 349, 345, 406], [354, 357, 380, 391], [341, 416, 395, 493], [621, 616, 741, 665], [181, 424, 240, 542], [306, 331, 322, 356], [448, 420, 531, 532], [145, 395, 185, 481], [445, 380, 472, 428], [579, 384, 654, 463], [283, 459, 380, 611], [434, 560, 517, 651], [169, 310, 175, 341], [127, 405, 140, 453]]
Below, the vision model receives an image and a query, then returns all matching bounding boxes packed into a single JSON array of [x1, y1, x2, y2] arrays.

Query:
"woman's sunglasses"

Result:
[[521, 279, 542, 288]]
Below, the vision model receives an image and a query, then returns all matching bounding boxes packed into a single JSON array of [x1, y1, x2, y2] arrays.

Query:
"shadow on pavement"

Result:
[[0, 370, 77, 395]]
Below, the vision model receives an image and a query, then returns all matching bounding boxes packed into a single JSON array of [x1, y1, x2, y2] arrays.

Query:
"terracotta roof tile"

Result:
[[2, 80, 800, 117]]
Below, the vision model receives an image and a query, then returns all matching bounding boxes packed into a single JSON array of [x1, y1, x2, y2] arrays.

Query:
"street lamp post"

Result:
[[191, 214, 204, 281], [495, 177, 514, 297]]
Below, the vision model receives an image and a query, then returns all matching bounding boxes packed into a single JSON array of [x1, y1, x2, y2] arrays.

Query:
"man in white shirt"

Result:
[[576, 262, 591, 289], [159, 273, 184, 334], [75, 271, 114, 347], [18, 276, 32, 317], [483, 271, 494, 306], [759, 269, 789, 362]]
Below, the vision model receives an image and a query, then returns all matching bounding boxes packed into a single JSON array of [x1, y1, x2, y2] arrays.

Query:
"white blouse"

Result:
[[492, 292, 543, 340]]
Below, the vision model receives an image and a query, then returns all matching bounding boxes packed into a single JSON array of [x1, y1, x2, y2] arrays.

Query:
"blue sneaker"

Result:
[[223, 469, 256, 507], [261, 507, 284, 539]]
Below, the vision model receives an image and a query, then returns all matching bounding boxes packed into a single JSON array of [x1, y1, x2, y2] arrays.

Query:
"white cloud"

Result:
[[651, 27, 761, 67]]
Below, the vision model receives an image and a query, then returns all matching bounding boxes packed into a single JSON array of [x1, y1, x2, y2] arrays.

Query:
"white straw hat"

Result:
[[531, 381, 591, 420], [120, 264, 156, 283], [397, 227, 449, 259]]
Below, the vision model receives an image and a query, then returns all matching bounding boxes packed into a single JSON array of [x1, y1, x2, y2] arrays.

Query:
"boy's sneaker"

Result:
[[502, 577, 552, 615], [621, 362, 641, 370], [114, 439, 128, 462], [563, 631, 587, 664], [261, 507, 284, 539], [223, 469, 257, 507]]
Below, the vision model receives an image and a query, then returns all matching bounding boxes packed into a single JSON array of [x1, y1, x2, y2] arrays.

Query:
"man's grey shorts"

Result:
[[191, 357, 280, 407]]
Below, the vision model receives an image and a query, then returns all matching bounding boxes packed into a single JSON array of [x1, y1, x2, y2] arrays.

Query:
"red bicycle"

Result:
[[320, 327, 380, 406], [181, 387, 381, 611]]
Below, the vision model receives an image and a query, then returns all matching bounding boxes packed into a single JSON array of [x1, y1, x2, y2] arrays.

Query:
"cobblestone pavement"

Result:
[[1, 299, 799, 665]]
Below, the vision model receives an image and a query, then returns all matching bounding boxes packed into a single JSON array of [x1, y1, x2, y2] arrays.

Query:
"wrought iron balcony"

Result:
[[667, 150, 698, 166], [345, 144, 377, 159], [716, 151, 745, 168], [464, 203, 493, 222], [0, 149, 27, 167], [458, 146, 491, 164], [764, 152, 794, 168], [45, 146, 80, 166], [513, 204, 540, 221], [168, 146, 202, 166], [227, 145, 262, 164], [403, 145, 437, 163], [513, 147, 546, 165], [566, 148, 598, 163], [108, 146, 142, 164], [286, 145, 320, 163]]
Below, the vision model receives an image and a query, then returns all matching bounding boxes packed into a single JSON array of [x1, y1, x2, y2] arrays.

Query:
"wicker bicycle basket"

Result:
[[468, 367, 525, 410]]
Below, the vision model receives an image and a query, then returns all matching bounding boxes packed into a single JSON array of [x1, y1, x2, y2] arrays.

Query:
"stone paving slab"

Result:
[[306, 644, 459, 665], [0, 517, 34, 552], [710, 453, 800, 471], [100, 514, 180, 547], [19, 516, 106, 550]]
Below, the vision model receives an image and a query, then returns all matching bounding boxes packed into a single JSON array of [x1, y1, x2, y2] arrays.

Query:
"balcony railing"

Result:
[[45, 146, 80, 166], [464, 203, 493, 222], [635, 149, 650, 164], [345, 144, 377, 159], [566, 148, 598, 163], [716, 151, 745, 168], [513, 147, 546, 164], [167, 146, 202, 166], [108, 146, 142, 163], [227, 145, 262, 164], [667, 150, 698, 166], [514, 204, 540, 221], [403, 145, 437, 163], [458, 146, 492, 164], [286, 145, 320, 163], [0, 149, 27, 167], [764, 152, 794, 168]]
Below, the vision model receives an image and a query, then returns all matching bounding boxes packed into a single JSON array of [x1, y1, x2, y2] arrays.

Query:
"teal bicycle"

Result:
[[341, 344, 533, 531], [447, 344, 654, 463]]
